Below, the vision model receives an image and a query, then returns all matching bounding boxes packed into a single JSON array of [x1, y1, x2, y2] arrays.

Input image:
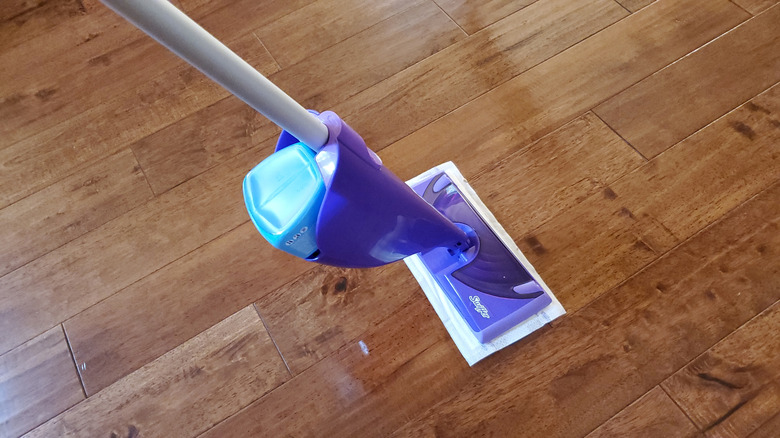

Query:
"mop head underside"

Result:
[[404, 162, 565, 365]]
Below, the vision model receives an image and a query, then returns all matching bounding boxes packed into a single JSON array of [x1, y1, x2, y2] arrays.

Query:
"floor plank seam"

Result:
[[60, 323, 88, 399], [659, 383, 702, 433], [129, 146, 157, 197], [368, 6, 635, 155], [591, 111, 649, 162], [644, 79, 780, 160], [50, 219, 255, 389], [253, 302, 293, 378], [251, 32, 281, 72], [2, 28, 152, 148], [728, 0, 754, 16], [613, 0, 632, 14], [0, 210, 254, 356], [579, 385, 660, 437], [556, 178, 780, 345], [0, 147, 162, 285], [629, 0, 659, 14], [679, 301, 780, 434], [583, 8, 756, 124], [430, 0, 470, 36], [746, 411, 780, 438]]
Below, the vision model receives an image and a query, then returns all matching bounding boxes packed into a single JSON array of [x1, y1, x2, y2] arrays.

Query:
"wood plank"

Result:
[[434, 0, 538, 34], [338, 0, 628, 156], [0, 19, 273, 147], [0, 6, 135, 99], [0, 148, 153, 278], [662, 302, 780, 437], [615, 0, 656, 13], [134, 0, 623, 196], [64, 222, 311, 395], [258, 263, 420, 375], [132, 0, 465, 194], [0, 144, 261, 356], [513, 84, 780, 313], [25, 306, 289, 438], [203, 179, 780, 437], [747, 412, 780, 438], [377, 0, 750, 181], [201, 298, 466, 438], [0, 0, 277, 103], [0, 0, 47, 21], [0, 0, 85, 54], [595, 5, 780, 158], [731, 0, 780, 14], [394, 183, 780, 437], [0, 33, 276, 210], [585, 387, 699, 438], [0, 326, 83, 438], [271, 1, 464, 111], [257, 112, 644, 375], [62, 111, 639, 398], [130, 95, 278, 195], [255, 0, 422, 68], [180, 0, 311, 21], [0, 0, 305, 150]]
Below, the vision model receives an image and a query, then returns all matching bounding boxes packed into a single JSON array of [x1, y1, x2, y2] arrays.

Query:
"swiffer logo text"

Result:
[[469, 296, 490, 319]]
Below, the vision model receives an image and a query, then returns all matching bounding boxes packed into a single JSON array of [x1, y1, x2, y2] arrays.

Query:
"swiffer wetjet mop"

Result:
[[101, 0, 564, 364]]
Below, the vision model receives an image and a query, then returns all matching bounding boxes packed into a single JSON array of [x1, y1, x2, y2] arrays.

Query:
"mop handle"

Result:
[[100, 0, 329, 150]]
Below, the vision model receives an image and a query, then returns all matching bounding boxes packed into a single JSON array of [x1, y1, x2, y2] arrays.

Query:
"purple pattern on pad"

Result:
[[412, 173, 553, 343]]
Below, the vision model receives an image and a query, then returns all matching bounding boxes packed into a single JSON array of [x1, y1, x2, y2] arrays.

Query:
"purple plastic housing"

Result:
[[272, 112, 552, 343], [274, 111, 468, 268]]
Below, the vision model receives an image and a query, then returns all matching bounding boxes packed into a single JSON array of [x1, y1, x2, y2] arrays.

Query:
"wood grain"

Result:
[[434, 0, 538, 34], [2, 20, 175, 145], [64, 222, 311, 395], [130, 95, 278, 195], [0, 0, 48, 21], [396, 181, 779, 437], [25, 306, 289, 437], [662, 303, 780, 437], [514, 84, 780, 313], [0, 326, 83, 438], [201, 297, 466, 438], [0, 144, 259, 356], [2, 0, 777, 434], [0, 0, 84, 54], [204, 178, 780, 437], [747, 412, 780, 438], [338, 0, 628, 156], [179, 0, 311, 22], [255, 0, 423, 68], [731, 0, 780, 14], [257, 262, 420, 375], [0, 6, 132, 102], [131, 0, 465, 194], [0, 148, 153, 277], [256, 112, 643, 375], [0, 33, 277, 210], [270, 0, 464, 111], [595, 4, 780, 158], [585, 387, 699, 438], [615, 0, 656, 13], [377, 0, 750, 181]]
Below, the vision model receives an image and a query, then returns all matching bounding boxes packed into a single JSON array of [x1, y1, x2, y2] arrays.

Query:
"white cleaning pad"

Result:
[[404, 162, 565, 365]]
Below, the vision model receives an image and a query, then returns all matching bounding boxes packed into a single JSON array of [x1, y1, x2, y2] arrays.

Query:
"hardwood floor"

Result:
[[1, 0, 777, 436]]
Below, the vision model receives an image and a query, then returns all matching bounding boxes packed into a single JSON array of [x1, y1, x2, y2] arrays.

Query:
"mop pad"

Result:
[[405, 162, 565, 365]]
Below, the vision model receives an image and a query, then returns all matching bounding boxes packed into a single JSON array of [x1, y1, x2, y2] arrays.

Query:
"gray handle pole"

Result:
[[100, 0, 329, 150]]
